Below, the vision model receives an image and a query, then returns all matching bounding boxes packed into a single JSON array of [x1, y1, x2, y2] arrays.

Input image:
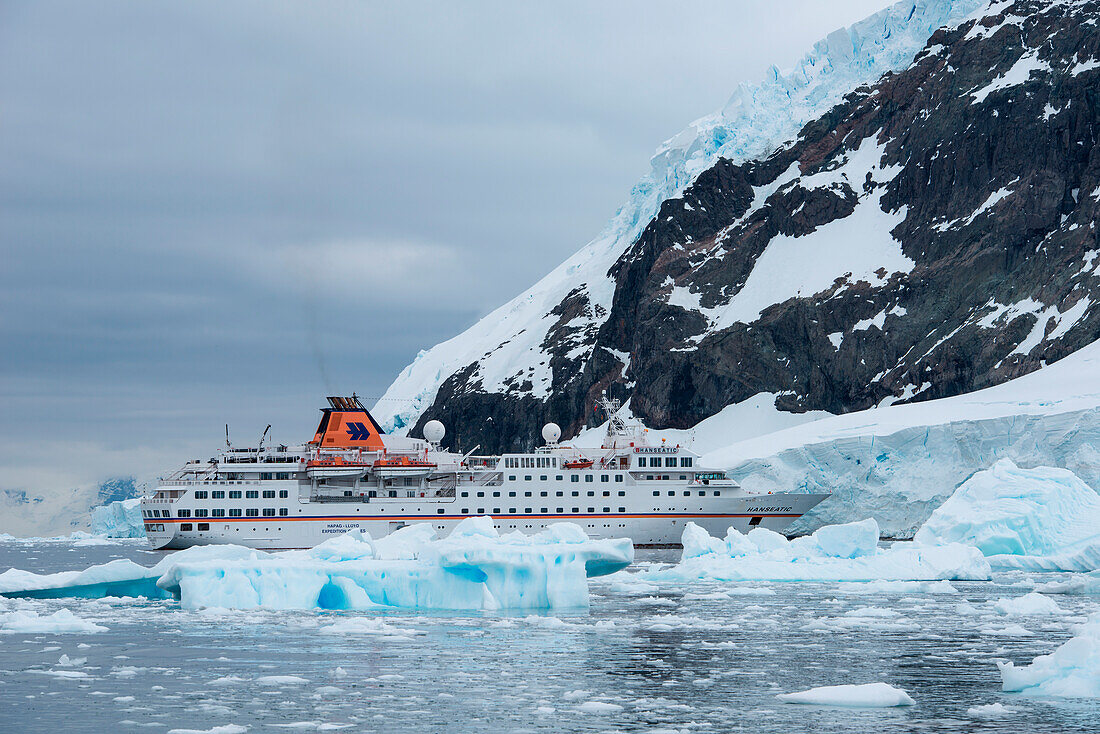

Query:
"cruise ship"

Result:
[[141, 396, 829, 550]]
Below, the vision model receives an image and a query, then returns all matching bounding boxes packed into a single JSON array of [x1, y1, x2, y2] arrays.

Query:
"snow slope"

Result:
[[375, 0, 987, 433], [705, 339, 1100, 537]]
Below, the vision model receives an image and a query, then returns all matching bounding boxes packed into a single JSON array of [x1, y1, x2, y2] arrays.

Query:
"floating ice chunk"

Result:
[[992, 592, 1065, 616], [576, 701, 624, 714], [255, 675, 310, 686], [776, 682, 914, 707], [967, 702, 1017, 716], [837, 580, 959, 594], [915, 460, 1100, 571], [167, 726, 249, 734], [1036, 571, 1100, 595], [318, 618, 423, 637], [0, 608, 107, 634], [645, 522, 988, 583], [999, 612, 1100, 696], [1, 521, 632, 612], [982, 624, 1034, 637]]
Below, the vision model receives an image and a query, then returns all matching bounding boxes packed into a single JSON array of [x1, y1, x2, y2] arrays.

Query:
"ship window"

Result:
[[263, 508, 276, 517], [509, 491, 517, 497], [493, 491, 501, 497], [556, 507, 564, 513], [246, 508, 258, 517], [681, 457, 693, 467], [667, 491, 675, 496], [180, 523, 192, 531], [699, 490, 706, 496], [229, 509, 241, 517], [524, 475, 532, 481], [462, 508, 469, 514], [603, 507, 610, 513], [194, 509, 208, 518], [229, 490, 241, 499], [683, 491, 691, 496], [211, 509, 225, 517], [508, 475, 516, 481], [197, 523, 209, 531], [477, 508, 483, 513], [211, 490, 225, 499], [680, 475, 687, 480], [587, 491, 594, 497], [571, 491, 579, 497], [570, 475, 579, 483], [279, 490, 289, 498], [713, 491, 721, 496], [665, 458, 677, 467], [602, 491, 609, 497], [509, 508, 516, 514], [246, 490, 258, 499], [652, 491, 659, 497], [260, 472, 272, 480], [585, 475, 594, 483], [601, 475, 609, 483], [618, 507, 625, 512], [618, 491, 625, 497], [178, 509, 191, 517], [194, 491, 208, 499], [572, 508, 579, 513], [615, 475, 623, 482], [388, 490, 397, 498], [493, 508, 500, 514], [638, 457, 646, 468], [555, 491, 563, 497], [539, 475, 546, 481], [476, 491, 484, 497], [368, 490, 377, 498], [525, 508, 532, 514], [461, 492, 469, 497], [276, 472, 290, 480], [262, 490, 275, 499], [524, 491, 533, 497], [437, 508, 445, 515], [556, 475, 563, 481], [279, 508, 288, 516], [647, 475, 654, 481], [588, 507, 595, 513], [407, 491, 416, 498], [344, 491, 353, 497]]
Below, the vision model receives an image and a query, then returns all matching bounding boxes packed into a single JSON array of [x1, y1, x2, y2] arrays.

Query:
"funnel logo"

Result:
[[345, 422, 372, 441]]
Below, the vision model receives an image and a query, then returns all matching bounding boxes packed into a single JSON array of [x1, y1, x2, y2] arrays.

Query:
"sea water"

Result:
[[1, 539, 1098, 733]]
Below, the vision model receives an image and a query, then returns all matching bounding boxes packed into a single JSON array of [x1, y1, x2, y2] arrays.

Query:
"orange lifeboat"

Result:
[[372, 455, 437, 478], [563, 459, 594, 470], [305, 455, 370, 479]]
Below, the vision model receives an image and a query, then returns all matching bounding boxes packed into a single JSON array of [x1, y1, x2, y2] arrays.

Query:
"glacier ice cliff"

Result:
[[90, 498, 144, 538]]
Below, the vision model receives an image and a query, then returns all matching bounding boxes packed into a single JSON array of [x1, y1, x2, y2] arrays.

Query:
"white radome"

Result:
[[423, 420, 446, 444], [542, 422, 561, 444]]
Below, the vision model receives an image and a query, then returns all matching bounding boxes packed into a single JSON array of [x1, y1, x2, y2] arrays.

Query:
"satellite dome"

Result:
[[423, 420, 445, 444], [542, 422, 562, 444]]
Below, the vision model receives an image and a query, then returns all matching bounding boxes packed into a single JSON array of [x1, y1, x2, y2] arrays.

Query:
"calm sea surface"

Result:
[[1, 539, 1098, 733]]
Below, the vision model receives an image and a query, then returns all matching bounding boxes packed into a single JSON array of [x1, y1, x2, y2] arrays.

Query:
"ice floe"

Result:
[[915, 459, 1100, 571], [776, 682, 915, 707], [641, 519, 989, 583], [0, 608, 107, 634], [991, 592, 1065, 616], [0, 519, 632, 611], [998, 612, 1100, 696]]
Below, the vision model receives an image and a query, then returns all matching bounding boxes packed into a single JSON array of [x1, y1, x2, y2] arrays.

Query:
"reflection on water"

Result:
[[1, 542, 1098, 733]]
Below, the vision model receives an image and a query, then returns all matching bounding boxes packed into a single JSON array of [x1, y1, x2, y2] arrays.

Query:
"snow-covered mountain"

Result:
[[376, 0, 1100, 456], [0, 477, 138, 538]]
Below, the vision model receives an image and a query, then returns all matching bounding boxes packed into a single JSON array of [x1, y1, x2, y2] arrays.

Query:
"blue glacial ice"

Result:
[[89, 497, 144, 538], [998, 612, 1100, 697], [641, 518, 990, 583], [914, 459, 1100, 571], [0, 519, 633, 611]]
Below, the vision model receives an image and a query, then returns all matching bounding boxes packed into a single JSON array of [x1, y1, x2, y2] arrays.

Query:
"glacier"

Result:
[[0, 519, 634, 611], [914, 460, 1100, 571], [998, 612, 1100, 697], [375, 0, 987, 432], [637, 519, 991, 584], [89, 497, 144, 538]]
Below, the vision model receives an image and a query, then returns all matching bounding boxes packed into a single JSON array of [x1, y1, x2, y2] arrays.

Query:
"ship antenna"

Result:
[[225, 424, 231, 449], [258, 424, 271, 452]]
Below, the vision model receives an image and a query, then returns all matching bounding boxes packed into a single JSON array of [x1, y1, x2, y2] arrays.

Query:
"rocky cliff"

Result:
[[378, 0, 1100, 453]]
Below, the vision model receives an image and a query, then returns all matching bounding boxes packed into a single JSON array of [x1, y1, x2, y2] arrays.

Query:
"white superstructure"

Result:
[[141, 396, 828, 549]]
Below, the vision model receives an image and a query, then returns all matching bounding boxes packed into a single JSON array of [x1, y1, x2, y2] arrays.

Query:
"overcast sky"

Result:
[[0, 0, 892, 494]]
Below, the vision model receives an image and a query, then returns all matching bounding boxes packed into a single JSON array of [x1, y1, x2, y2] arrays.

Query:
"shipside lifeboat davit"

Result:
[[372, 455, 437, 479], [305, 456, 370, 479]]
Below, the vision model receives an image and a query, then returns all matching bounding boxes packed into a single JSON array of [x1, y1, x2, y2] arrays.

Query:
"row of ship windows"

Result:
[[637, 457, 693, 468], [508, 474, 625, 483], [215, 473, 294, 481], [460, 489, 722, 498], [147, 521, 637, 535], [192, 490, 289, 500], [145, 508, 288, 518], [461, 508, 629, 514]]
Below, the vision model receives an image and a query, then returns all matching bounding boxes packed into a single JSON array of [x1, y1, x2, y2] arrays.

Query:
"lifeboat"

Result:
[[563, 459, 594, 470], [306, 456, 370, 479], [372, 455, 437, 479]]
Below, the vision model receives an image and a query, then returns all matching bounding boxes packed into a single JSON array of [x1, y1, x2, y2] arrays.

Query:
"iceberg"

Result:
[[0, 608, 108, 634], [776, 682, 915, 707], [643, 519, 990, 583], [914, 460, 1100, 571], [0, 519, 633, 611], [998, 612, 1100, 697], [89, 497, 144, 538]]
